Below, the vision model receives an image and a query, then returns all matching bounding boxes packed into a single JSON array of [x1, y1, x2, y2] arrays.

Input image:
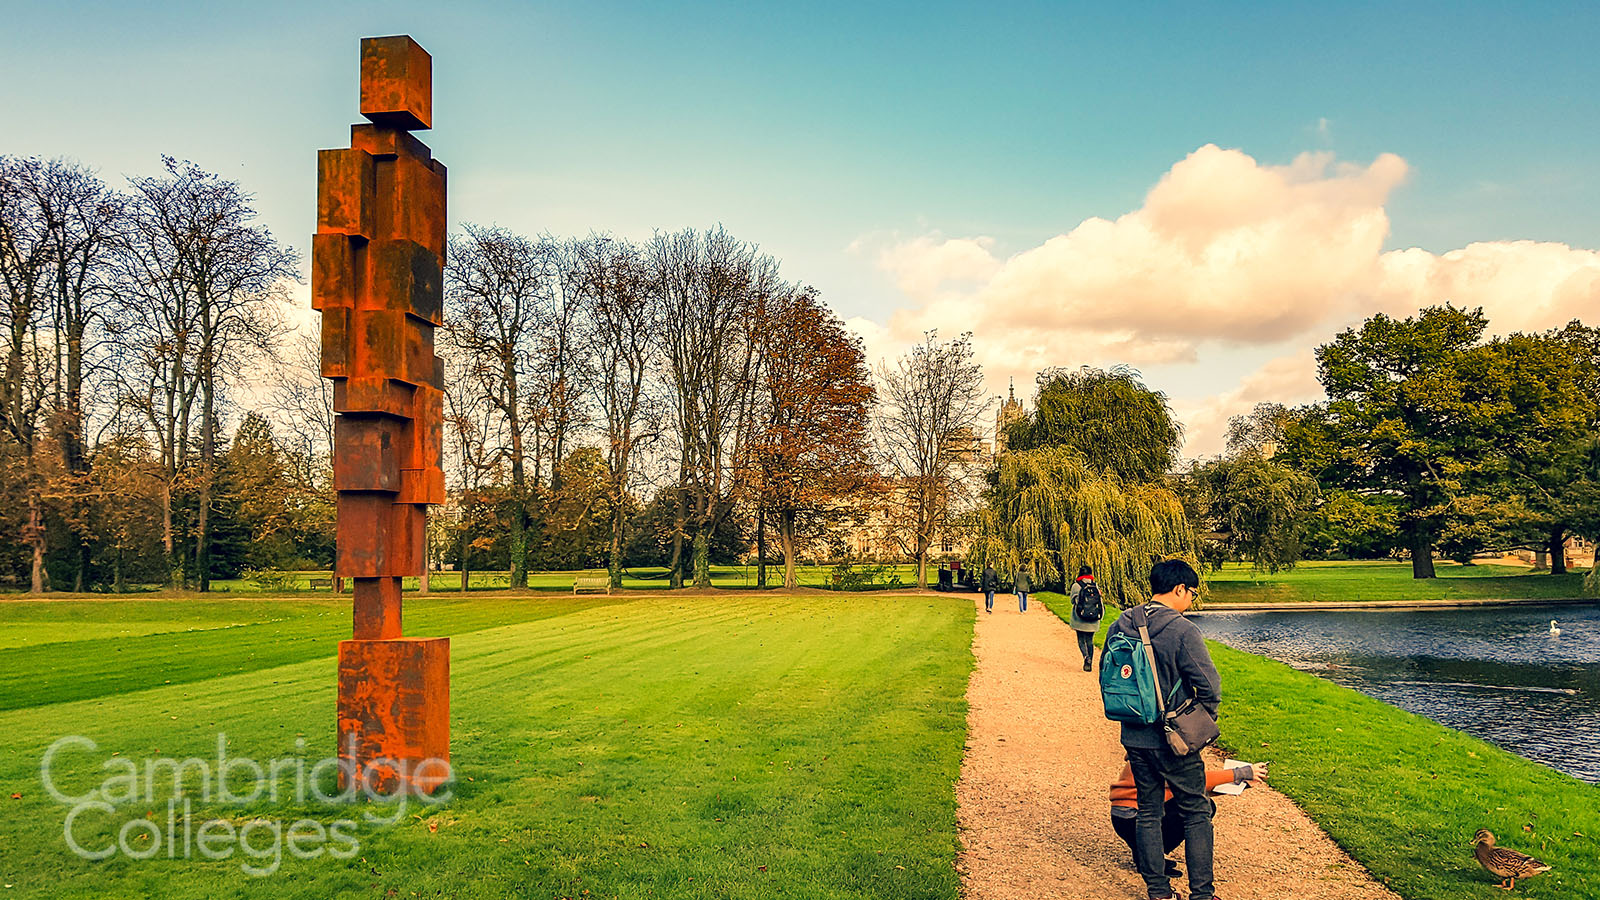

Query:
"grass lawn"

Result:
[[1038, 592, 1600, 899], [0, 592, 973, 899], [1204, 560, 1592, 604]]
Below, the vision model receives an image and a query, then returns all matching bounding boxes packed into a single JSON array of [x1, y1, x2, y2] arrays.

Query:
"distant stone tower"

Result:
[[995, 378, 1026, 453]]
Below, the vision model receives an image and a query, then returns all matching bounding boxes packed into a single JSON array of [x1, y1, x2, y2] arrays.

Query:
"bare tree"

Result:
[[572, 234, 661, 588], [0, 157, 55, 592], [651, 226, 768, 588], [530, 239, 590, 493], [112, 157, 296, 590], [876, 331, 990, 588], [36, 160, 123, 590], [443, 223, 549, 588]]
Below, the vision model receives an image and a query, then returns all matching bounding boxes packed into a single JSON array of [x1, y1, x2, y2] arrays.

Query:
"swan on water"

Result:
[[1549, 620, 1561, 637]]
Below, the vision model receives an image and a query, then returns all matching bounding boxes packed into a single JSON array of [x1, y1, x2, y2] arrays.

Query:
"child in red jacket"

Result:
[[1108, 761, 1266, 874]]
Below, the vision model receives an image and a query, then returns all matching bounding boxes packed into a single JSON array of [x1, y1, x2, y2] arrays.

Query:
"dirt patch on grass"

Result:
[[956, 597, 1402, 900]]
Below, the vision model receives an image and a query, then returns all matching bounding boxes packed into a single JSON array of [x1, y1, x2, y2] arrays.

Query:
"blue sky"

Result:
[[6, 0, 1598, 452]]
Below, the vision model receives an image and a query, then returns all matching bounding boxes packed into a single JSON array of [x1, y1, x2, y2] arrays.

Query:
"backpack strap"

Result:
[[1132, 605, 1167, 717]]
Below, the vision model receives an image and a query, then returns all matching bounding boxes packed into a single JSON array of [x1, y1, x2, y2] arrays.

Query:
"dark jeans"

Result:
[[1076, 628, 1095, 664], [1127, 745, 1214, 899], [1112, 810, 1183, 857], [984, 590, 995, 611], [1112, 798, 1217, 863]]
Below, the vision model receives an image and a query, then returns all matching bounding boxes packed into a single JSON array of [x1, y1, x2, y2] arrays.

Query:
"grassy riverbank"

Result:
[[0, 593, 972, 898], [1205, 560, 1591, 604], [1212, 644, 1599, 898]]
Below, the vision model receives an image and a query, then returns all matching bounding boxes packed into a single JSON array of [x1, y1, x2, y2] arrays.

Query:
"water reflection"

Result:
[[1197, 604, 1600, 783]]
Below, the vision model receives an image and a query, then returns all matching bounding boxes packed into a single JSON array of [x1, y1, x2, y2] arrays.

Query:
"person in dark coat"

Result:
[[1013, 565, 1031, 612], [980, 564, 999, 613], [1101, 558, 1221, 900]]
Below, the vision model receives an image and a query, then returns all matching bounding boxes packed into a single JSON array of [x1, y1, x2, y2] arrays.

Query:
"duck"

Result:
[[1473, 829, 1552, 890], [1549, 620, 1561, 637]]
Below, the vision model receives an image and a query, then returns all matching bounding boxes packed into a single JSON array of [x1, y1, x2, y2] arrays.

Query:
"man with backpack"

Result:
[[1068, 565, 1103, 671], [1099, 559, 1222, 900]]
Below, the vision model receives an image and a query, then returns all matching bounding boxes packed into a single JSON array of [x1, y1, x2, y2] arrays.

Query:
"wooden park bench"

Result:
[[309, 577, 334, 591], [573, 575, 612, 595]]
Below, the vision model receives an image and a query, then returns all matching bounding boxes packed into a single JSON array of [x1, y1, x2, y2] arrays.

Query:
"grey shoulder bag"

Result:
[[1136, 609, 1220, 756]]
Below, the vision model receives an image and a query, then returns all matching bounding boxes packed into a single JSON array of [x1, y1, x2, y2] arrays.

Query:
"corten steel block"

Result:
[[333, 376, 414, 417], [353, 308, 409, 376], [373, 152, 447, 260], [351, 123, 432, 162], [320, 307, 352, 378], [317, 149, 376, 239], [351, 577, 402, 639], [360, 36, 432, 131], [398, 468, 446, 505], [335, 492, 394, 577], [411, 385, 444, 462], [311, 233, 357, 311], [389, 504, 426, 573], [337, 637, 449, 794], [403, 321, 436, 386], [333, 417, 401, 493], [368, 239, 443, 323]]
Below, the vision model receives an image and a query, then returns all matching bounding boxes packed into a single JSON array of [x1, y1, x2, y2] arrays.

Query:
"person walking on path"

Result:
[[1013, 565, 1031, 612], [981, 564, 999, 613], [1103, 558, 1221, 900], [1068, 565, 1103, 671]]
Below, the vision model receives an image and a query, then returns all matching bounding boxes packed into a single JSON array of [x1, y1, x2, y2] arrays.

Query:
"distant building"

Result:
[[828, 382, 1029, 565], [995, 378, 1026, 453]]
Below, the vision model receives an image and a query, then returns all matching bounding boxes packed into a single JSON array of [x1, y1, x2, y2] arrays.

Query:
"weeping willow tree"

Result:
[[967, 446, 1197, 608]]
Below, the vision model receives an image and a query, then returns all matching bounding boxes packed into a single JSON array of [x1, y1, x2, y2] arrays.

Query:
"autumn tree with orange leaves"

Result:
[[747, 286, 876, 589]]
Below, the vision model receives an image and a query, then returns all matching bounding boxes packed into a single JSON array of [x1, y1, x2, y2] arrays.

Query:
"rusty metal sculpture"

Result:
[[315, 35, 449, 794]]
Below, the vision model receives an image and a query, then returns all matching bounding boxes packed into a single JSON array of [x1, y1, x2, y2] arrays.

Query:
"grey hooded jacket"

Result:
[[1101, 601, 1221, 749]]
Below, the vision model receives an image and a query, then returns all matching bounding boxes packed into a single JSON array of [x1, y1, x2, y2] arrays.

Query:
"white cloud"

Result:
[[860, 144, 1600, 455]]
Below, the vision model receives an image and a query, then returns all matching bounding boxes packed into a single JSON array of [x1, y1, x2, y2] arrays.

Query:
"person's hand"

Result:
[[1246, 761, 1268, 782]]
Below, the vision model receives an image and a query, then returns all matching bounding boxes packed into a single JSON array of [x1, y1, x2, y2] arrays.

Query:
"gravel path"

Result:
[[955, 595, 1402, 900]]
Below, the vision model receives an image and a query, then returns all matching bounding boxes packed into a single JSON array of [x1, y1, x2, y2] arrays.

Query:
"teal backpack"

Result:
[[1099, 606, 1176, 725]]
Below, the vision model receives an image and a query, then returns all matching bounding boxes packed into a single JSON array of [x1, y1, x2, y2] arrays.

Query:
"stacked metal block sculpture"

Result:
[[315, 35, 449, 793]]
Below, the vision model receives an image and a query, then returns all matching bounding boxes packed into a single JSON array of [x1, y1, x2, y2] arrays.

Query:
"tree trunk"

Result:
[[756, 505, 767, 589], [196, 370, 214, 592], [509, 499, 528, 589], [669, 486, 686, 590], [780, 507, 798, 589], [113, 549, 126, 593], [1549, 527, 1567, 576], [1409, 523, 1436, 579], [26, 492, 46, 594], [693, 530, 711, 588], [608, 490, 625, 590], [162, 478, 180, 589]]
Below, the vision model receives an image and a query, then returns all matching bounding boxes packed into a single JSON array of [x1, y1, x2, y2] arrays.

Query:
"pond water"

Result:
[[1196, 604, 1600, 783]]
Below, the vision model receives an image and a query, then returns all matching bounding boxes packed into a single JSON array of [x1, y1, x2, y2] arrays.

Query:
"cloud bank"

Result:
[[860, 144, 1600, 456]]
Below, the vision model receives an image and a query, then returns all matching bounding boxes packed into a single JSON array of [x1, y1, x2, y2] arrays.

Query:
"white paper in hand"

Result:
[[1211, 759, 1252, 796]]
